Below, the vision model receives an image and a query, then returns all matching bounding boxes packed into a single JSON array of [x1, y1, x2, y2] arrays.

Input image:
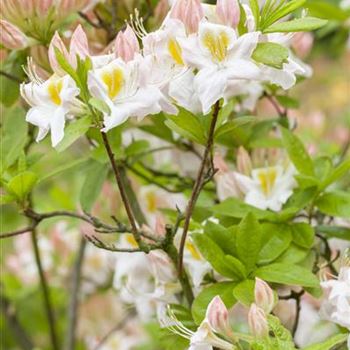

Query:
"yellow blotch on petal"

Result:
[[101, 68, 124, 100], [202, 31, 230, 62], [168, 38, 184, 66], [257, 167, 278, 196], [47, 79, 63, 105], [186, 241, 202, 261], [126, 234, 138, 247], [145, 192, 157, 213]]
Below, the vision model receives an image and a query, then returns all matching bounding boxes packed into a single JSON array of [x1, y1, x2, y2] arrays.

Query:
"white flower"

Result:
[[178, 21, 261, 114], [142, 18, 201, 113], [21, 74, 80, 146], [234, 164, 296, 211], [320, 266, 350, 330], [183, 236, 212, 288], [164, 296, 234, 350], [88, 57, 176, 132]]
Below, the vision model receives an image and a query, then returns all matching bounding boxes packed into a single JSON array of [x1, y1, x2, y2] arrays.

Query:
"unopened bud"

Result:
[[216, 0, 240, 28], [170, 0, 204, 34], [0, 20, 28, 50], [255, 278, 275, 314], [248, 303, 269, 339], [237, 147, 252, 175], [70, 24, 89, 60], [115, 25, 139, 62], [48, 32, 70, 75], [206, 296, 232, 336], [214, 153, 229, 173]]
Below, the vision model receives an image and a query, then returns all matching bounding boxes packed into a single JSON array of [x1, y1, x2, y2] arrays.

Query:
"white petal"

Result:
[[225, 59, 261, 80], [194, 67, 228, 114], [227, 31, 260, 59], [50, 107, 66, 147]]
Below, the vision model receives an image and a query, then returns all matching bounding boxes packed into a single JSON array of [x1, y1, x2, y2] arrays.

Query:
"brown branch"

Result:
[[30, 228, 59, 350], [100, 132, 147, 250], [0, 293, 34, 350], [178, 101, 220, 275], [0, 226, 35, 238], [64, 237, 86, 350]]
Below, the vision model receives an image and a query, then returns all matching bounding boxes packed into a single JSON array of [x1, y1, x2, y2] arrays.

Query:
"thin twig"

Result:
[[178, 101, 220, 275], [30, 228, 59, 350], [64, 237, 86, 350], [100, 132, 146, 249], [0, 293, 34, 350], [0, 226, 35, 238]]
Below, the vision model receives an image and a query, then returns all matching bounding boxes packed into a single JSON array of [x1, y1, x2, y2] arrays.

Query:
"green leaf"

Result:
[[252, 42, 289, 69], [164, 110, 206, 145], [263, 17, 328, 33], [192, 233, 246, 280], [140, 114, 175, 144], [89, 97, 111, 114], [7, 171, 38, 201], [320, 157, 350, 190], [191, 282, 237, 325], [236, 213, 262, 273], [80, 160, 109, 212], [261, 0, 306, 29], [316, 191, 350, 218], [317, 226, 350, 241], [255, 263, 319, 288], [232, 279, 256, 306], [276, 95, 300, 109], [290, 223, 315, 249], [249, 0, 260, 28], [275, 243, 309, 264], [280, 127, 315, 176], [204, 221, 237, 257], [306, 0, 349, 21], [258, 223, 292, 264], [56, 116, 92, 152], [303, 333, 348, 350], [210, 197, 277, 221], [1, 107, 27, 170], [215, 117, 256, 139]]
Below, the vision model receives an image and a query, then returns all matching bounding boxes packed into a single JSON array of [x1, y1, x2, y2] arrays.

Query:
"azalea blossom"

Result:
[[21, 73, 80, 146], [164, 296, 234, 350], [142, 18, 201, 113], [178, 21, 261, 114], [88, 57, 176, 132], [215, 148, 296, 211]]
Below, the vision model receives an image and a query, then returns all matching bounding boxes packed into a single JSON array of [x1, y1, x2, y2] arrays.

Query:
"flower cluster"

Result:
[[20, 0, 311, 146]]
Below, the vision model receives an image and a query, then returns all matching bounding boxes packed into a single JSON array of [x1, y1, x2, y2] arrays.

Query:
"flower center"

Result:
[[202, 31, 230, 62], [257, 167, 278, 196], [186, 241, 202, 260], [101, 67, 124, 100], [168, 38, 184, 65], [47, 79, 63, 105]]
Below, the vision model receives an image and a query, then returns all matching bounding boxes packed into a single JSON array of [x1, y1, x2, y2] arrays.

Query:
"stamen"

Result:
[[129, 9, 148, 39]]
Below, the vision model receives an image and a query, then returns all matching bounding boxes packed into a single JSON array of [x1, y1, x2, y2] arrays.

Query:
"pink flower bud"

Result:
[[206, 296, 232, 336], [70, 24, 89, 60], [248, 304, 269, 339], [255, 278, 275, 314], [292, 32, 313, 59], [170, 0, 204, 34], [214, 153, 229, 173], [48, 31, 70, 75], [216, 0, 240, 28], [236, 147, 252, 175], [115, 25, 140, 62], [0, 20, 28, 50]]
